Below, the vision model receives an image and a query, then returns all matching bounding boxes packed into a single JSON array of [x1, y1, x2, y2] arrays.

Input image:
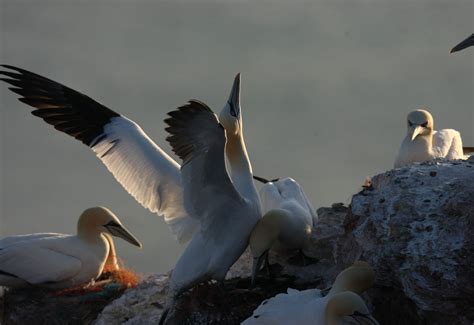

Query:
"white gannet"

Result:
[[159, 98, 261, 323], [0, 207, 141, 289], [0, 66, 260, 245], [242, 261, 378, 325], [450, 33, 474, 53], [0, 232, 120, 272], [249, 177, 317, 286], [394, 109, 468, 168]]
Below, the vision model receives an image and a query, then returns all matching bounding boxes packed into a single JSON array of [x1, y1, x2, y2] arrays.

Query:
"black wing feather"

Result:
[[0, 64, 120, 146]]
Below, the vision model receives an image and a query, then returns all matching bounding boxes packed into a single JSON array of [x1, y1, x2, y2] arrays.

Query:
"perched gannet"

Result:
[[394, 109, 468, 168], [159, 98, 261, 323], [250, 177, 317, 286], [0, 66, 250, 244], [450, 33, 474, 53], [242, 261, 378, 325], [0, 207, 141, 289]]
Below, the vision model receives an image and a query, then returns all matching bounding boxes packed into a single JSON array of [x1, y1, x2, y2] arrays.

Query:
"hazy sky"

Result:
[[1, 1, 473, 274]]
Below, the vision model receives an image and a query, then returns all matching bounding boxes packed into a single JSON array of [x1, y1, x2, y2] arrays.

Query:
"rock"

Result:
[[4, 159, 473, 324], [336, 160, 474, 324], [94, 252, 323, 325], [0, 270, 138, 325], [93, 275, 169, 325]]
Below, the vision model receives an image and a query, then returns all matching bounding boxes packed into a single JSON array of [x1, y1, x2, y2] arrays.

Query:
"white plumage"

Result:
[[258, 177, 316, 252], [91, 116, 198, 243], [242, 288, 326, 324], [0, 207, 141, 289], [260, 177, 317, 225], [395, 109, 466, 168], [249, 177, 316, 285], [163, 75, 261, 302], [242, 262, 379, 325]]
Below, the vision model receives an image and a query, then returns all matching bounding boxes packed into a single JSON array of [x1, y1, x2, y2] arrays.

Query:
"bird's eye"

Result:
[[408, 121, 413, 127], [421, 122, 428, 127]]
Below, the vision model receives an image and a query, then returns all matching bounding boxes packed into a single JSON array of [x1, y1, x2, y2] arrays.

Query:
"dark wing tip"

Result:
[[164, 100, 218, 164], [1, 65, 120, 147]]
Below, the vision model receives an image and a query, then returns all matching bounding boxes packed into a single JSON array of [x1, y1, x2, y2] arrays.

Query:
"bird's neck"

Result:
[[103, 233, 119, 271], [226, 132, 259, 204], [77, 224, 103, 243], [403, 134, 434, 158]]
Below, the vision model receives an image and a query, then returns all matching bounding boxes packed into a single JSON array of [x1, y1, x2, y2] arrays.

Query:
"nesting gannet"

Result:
[[159, 98, 261, 323], [242, 261, 378, 325], [250, 177, 317, 286], [450, 33, 474, 53], [394, 109, 468, 168], [0, 207, 141, 289]]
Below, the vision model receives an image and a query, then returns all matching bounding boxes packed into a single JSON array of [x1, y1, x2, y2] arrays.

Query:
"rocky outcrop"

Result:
[[3, 159, 473, 324], [336, 159, 474, 324], [96, 160, 473, 325]]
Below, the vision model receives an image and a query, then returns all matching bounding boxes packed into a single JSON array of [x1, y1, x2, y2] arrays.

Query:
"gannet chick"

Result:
[[450, 33, 474, 53], [242, 261, 378, 325], [0, 207, 141, 289], [250, 177, 317, 286], [159, 85, 261, 324], [394, 109, 466, 168]]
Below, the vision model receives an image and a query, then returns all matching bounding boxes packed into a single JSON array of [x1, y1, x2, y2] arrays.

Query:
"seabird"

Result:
[[249, 177, 317, 286], [450, 33, 474, 53], [0, 207, 141, 289], [0, 65, 253, 244], [242, 261, 378, 325], [394, 109, 468, 168], [159, 99, 261, 323]]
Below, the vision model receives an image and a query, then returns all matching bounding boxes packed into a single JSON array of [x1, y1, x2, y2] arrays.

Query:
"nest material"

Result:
[[168, 264, 322, 325], [1, 269, 139, 325]]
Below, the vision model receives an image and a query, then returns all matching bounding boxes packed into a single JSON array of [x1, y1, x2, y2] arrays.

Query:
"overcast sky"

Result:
[[1, 0, 472, 274]]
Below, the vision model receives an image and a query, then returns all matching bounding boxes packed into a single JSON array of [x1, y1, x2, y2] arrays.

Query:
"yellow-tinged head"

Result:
[[78, 207, 142, 248], [329, 261, 375, 295], [219, 73, 242, 137], [406, 109, 434, 141], [326, 291, 379, 325]]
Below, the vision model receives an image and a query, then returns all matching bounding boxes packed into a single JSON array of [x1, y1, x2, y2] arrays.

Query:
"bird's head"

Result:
[[329, 261, 375, 295], [78, 207, 142, 248], [249, 209, 288, 286], [325, 291, 379, 325], [219, 73, 242, 137], [406, 109, 434, 141]]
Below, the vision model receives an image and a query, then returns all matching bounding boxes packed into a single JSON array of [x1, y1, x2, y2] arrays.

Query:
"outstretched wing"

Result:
[[0, 65, 197, 243], [165, 100, 244, 232]]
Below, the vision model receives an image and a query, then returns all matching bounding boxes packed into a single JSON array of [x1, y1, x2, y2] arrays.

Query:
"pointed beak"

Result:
[[253, 175, 270, 184], [251, 252, 267, 287], [410, 126, 424, 141], [105, 222, 142, 248], [450, 34, 474, 53], [253, 175, 280, 184], [227, 73, 241, 117]]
